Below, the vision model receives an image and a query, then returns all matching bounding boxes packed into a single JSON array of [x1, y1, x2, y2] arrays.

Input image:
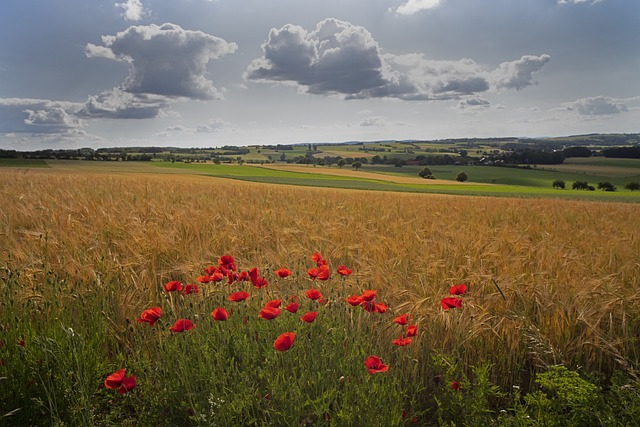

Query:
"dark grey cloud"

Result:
[[435, 77, 490, 95], [86, 23, 237, 100], [247, 19, 550, 102]]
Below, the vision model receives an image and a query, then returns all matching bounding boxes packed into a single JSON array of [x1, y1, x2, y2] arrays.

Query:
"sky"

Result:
[[1, 0, 639, 150]]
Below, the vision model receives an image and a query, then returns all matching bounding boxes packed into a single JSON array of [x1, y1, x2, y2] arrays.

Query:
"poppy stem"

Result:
[[491, 278, 506, 301]]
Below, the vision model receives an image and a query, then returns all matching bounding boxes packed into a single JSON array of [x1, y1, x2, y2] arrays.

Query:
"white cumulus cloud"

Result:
[[565, 96, 628, 115], [0, 98, 83, 134], [491, 54, 551, 90], [86, 23, 237, 100], [395, 0, 441, 15], [116, 0, 148, 22], [246, 19, 551, 103], [77, 88, 169, 119]]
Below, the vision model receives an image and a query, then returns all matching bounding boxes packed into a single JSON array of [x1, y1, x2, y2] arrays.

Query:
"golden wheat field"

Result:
[[1, 168, 639, 386]]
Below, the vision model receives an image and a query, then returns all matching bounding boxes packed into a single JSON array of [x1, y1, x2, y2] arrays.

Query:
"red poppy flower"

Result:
[[305, 288, 323, 301], [249, 267, 268, 288], [273, 332, 295, 352], [164, 280, 183, 292], [210, 308, 229, 321], [393, 314, 409, 325], [361, 300, 376, 312], [275, 268, 292, 278], [210, 271, 224, 282], [361, 290, 376, 302], [451, 381, 460, 391], [405, 325, 418, 337], [253, 277, 268, 289], [196, 275, 211, 284], [374, 302, 388, 314], [237, 271, 250, 282], [265, 299, 281, 308], [392, 336, 412, 346], [307, 267, 319, 279], [249, 267, 259, 284], [345, 295, 363, 306], [364, 355, 389, 374], [310, 251, 323, 264], [337, 265, 352, 276], [448, 284, 468, 295], [259, 307, 280, 320], [104, 368, 136, 394], [317, 264, 330, 281], [183, 284, 199, 295], [204, 265, 218, 275], [18, 338, 25, 347], [226, 271, 237, 284], [300, 312, 318, 323], [137, 307, 161, 326], [285, 302, 300, 313], [228, 291, 250, 302], [218, 254, 235, 270], [440, 297, 463, 310], [169, 319, 195, 332]]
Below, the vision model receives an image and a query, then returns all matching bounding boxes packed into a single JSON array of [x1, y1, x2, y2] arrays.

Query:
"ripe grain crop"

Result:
[[1, 167, 639, 390]]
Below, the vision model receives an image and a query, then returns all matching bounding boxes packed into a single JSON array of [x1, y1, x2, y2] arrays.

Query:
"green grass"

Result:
[[564, 157, 640, 169], [150, 162, 640, 201], [0, 158, 49, 168], [365, 164, 640, 190]]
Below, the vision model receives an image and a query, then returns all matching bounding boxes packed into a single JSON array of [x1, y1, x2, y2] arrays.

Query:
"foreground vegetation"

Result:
[[1, 169, 639, 425]]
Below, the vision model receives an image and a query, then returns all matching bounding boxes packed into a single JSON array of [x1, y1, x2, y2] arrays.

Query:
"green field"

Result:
[[0, 158, 49, 168], [366, 164, 640, 189], [2, 157, 637, 201], [150, 162, 640, 201]]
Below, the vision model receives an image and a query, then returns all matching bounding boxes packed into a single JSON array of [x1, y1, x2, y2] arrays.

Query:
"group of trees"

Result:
[[417, 167, 467, 182], [553, 180, 639, 192]]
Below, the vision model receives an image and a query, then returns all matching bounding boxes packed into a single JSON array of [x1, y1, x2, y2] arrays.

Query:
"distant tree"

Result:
[[602, 146, 640, 159], [552, 179, 566, 189], [280, 152, 286, 161], [418, 166, 433, 179], [337, 159, 346, 168], [572, 181, 590, 190], [597, 182, 617, 192], [458, 149, 468, 157], [456, 171, 468, 182], [352, 161, 362, 171], [562, 146, 592, 158], [624, 181, 639, 191]]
